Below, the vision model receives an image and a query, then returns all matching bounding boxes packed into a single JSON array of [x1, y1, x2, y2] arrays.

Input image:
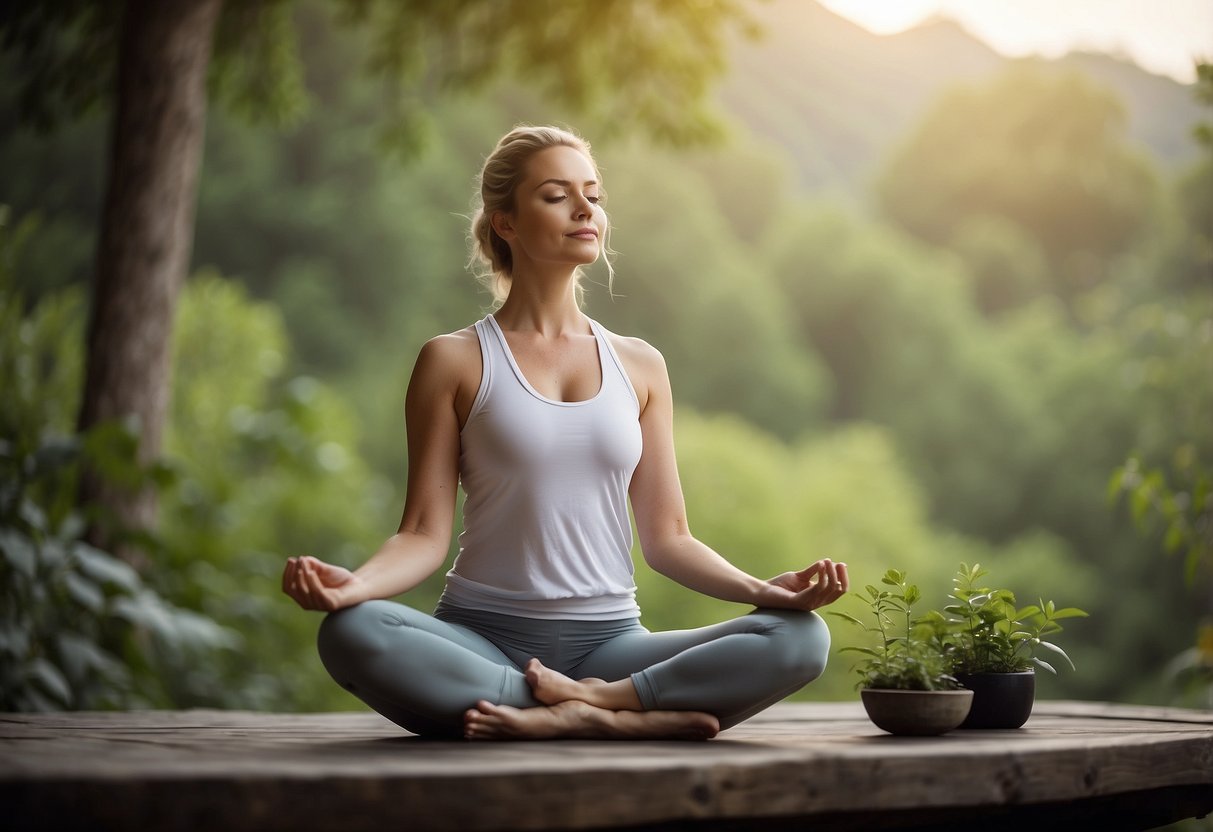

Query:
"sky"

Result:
[[817, 0, 1213, 84]]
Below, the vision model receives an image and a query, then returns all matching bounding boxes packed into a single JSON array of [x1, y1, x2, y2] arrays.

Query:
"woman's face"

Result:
[[494, 145, 606, 271]]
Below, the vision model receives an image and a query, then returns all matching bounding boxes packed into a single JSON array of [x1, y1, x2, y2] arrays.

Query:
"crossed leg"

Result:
[[318, 600, 719, 740], [319, 601, 825, 740], [464, 609, 830, 738]]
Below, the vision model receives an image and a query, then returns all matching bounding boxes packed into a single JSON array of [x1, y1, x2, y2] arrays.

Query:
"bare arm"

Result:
[[282, 333, 473, 611], [621, 338, 848, 611]]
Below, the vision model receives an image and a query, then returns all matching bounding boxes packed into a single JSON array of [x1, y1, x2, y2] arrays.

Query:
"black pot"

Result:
[[954, 670, 1035, 729]]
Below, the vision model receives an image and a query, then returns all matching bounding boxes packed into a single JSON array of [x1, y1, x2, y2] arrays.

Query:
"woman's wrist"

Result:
[[749, 579, 795, 609]]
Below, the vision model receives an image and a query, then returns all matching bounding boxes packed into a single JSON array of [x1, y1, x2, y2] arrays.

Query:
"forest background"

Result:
[[1, 0, 1210, 714]]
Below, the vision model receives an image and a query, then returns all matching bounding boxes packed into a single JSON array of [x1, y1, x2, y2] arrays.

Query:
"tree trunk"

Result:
[[78, 0, 224, 560]]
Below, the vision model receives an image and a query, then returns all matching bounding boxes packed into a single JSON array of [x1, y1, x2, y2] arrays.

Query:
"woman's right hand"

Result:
[[282, 555, 363, 612]]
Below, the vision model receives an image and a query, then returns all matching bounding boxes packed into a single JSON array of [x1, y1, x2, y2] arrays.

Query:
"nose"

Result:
[[571, 193, 592, 220]]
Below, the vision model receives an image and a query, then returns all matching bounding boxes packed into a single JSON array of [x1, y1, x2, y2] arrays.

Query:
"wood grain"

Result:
[[2, 701, 1210, 831]]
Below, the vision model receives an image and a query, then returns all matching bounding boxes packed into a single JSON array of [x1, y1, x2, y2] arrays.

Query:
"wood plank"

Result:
[[2, 701, 1211, 831]]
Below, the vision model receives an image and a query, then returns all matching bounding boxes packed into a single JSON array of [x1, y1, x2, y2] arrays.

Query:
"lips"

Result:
[[567, 228, 598, 240]]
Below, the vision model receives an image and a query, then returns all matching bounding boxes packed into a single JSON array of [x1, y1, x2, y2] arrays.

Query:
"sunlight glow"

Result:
[[816, 0, 1213, 83]]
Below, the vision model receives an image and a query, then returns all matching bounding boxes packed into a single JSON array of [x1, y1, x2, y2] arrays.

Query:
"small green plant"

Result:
[[830, 568, 961, 691], [931, 562, 1088, 675]]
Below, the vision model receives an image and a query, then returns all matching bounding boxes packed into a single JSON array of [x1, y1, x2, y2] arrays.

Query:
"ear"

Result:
[[490, 211, 516, 241]]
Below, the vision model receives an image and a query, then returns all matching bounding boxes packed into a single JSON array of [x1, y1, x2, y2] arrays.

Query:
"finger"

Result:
[[835, 562, 850, 593], [798, 561, 827, 584], [793, 563, 819, 580], [287, 560, 306, 603], [824, 560, 840, 591], [304, 561, 334, 611], [296, 560, 317, 609], [284, 557, 305, 597]]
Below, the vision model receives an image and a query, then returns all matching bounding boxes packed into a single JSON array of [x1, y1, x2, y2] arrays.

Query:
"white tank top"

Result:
[[439, 314, 644, 620]]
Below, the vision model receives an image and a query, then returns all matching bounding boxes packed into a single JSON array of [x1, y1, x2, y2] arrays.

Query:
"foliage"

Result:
[[0, 427, 241, 711], [0, 208, 239, 710], [1, 209, 390, 712], [1109, 453, 1212, 586], [0, 0, 752, 156], [1162, 624, 1213, 709], [155, 272, 392, 710], [829, 569, 960, 692], [928, 562, 1088, 675], [874, 60, 1158, 305]]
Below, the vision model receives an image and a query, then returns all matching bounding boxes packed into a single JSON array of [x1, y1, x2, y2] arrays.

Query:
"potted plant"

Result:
[[928, 562, 1088, 729], [831, 569, 973, 736]]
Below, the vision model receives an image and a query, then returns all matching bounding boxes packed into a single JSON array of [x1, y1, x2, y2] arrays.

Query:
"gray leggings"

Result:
[[317, 600, 830, 738]]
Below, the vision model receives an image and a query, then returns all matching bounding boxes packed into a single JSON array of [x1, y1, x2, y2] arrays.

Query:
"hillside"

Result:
[[718, 0, 1205, 206]]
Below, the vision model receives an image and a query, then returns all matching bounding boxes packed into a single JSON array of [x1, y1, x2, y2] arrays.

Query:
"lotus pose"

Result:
[[281, 125, 850, 740]]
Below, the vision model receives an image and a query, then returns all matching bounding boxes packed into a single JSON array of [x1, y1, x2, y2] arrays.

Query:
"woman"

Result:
[[281, 125, 849, 741]]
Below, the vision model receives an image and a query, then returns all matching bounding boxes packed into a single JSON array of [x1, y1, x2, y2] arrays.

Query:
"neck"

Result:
[[494, 265, 586, 336]]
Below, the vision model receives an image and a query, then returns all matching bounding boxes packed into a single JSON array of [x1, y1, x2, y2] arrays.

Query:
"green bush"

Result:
[[0, 207, 239, 710]]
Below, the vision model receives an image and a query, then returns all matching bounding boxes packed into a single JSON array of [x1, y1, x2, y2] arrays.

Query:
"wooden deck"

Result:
[[3, 701, 1212, 831]]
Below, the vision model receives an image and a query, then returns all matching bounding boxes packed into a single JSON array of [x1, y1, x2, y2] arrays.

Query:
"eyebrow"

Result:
[[533, 178, 598, 190]]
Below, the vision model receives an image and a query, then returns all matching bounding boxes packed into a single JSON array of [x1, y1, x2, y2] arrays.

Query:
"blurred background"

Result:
[[1, 0, 1210, 716]]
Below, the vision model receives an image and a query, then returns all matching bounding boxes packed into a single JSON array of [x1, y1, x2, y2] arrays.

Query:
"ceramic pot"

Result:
[[859, 688, 973, 736], [955, 670, 1036, 729]]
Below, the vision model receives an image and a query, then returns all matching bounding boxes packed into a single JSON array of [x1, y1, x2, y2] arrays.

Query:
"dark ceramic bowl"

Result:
[[860, 688, 974, 736]]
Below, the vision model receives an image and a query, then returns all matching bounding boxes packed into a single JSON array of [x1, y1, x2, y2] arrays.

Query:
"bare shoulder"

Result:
[[414, 325, 478, 370], [408, 325, 482, 407], [601, 328, 669, 411], [604, 330, 664, 368]]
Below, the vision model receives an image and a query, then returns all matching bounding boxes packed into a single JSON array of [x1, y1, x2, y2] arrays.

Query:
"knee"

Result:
[[317, 600, 398, 669], [762, 609, 832, 683]]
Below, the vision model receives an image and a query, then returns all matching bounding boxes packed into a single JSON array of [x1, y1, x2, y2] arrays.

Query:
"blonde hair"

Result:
[[469, 125, 614, 306]]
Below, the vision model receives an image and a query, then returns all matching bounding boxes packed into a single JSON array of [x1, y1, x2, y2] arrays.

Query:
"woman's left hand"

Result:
[[767, 558, 849, 611]]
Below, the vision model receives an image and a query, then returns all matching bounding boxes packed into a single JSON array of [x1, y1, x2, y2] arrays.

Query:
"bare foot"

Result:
[[524, 658, 642, 710], [463, 700, 719, 741]]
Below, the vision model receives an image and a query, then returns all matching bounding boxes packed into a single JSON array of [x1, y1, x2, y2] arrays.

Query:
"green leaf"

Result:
[[28, 658, 71, 705], [18, 497, 48, 532], [39, 538, 67, 569], [1130, 486, 1152, 526], [112, 593, 175, 638], [0, 623, 31, 657], [827, 611, 865, 627], [838, 646, 882, 657], [0, 529, 37, 579], [1164, 523, 1186, 554], [1031, 656, 1057, 674], [1050, 608, 1088, 620], [56, 632, 122, 682], [73, 543, 141, 593], [904, 585, 921, 605], [1036, 640, 1076, 671], [64, 571, 105, 613]]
